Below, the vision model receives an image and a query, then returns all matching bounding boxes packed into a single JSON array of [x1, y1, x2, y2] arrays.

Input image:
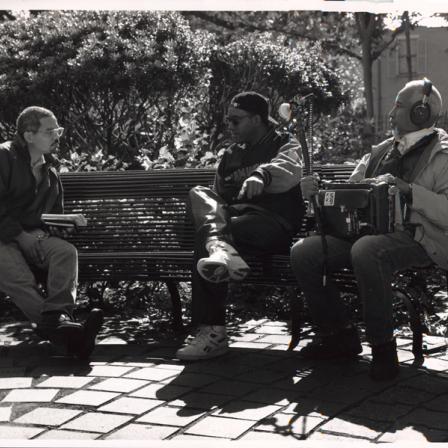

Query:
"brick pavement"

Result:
[[0, 317, 447, 443]]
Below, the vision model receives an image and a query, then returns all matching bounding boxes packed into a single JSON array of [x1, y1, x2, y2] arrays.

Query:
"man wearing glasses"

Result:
[[0, 106, 103, 360], [176, 91, 305, 361]]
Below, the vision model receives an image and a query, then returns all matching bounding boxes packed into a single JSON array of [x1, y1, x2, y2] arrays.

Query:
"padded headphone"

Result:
[[410, 78, 433, 126]]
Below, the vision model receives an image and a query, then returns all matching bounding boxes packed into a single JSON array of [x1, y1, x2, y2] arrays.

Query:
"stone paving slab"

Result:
[[56, 390, 120, 406], [89, 377, 149, 393], [36, 375, 95, 389], [98, 396, 163, 414], [184, 415, 255, 438], [0, 317, 447, 443], [129, 383, 192, 400], [213, 401, 282, 421], [36, 429, 101, 440], [14, 406, 82, 426], [0, 424, 45, 439], [60, 411, 133, 433], [124, 367, 178, 381], [137, 405, 204, 426], [105, 422, 178, 440], [0, 406, 11, 422], [0, 377, 32, 389], [2, 388, 59, 403]]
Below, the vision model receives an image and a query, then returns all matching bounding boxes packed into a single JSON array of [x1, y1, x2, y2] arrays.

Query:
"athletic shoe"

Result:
[[176, 325, 229, 361], [197, 240, 249, 283]]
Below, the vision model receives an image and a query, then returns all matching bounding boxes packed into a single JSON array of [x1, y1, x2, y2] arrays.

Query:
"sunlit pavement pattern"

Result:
[[0, 318, 447, 442]]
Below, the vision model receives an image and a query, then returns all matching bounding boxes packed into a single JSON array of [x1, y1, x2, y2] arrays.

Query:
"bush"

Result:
[[207, 36, 348, 149], [0, 13, 350, 169], [0, 11, 212, 165]]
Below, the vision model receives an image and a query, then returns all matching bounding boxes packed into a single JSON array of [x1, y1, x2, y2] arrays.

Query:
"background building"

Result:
[[373, 26, 448, 134]]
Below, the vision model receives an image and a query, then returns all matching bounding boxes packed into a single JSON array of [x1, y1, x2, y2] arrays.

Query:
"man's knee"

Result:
[[290, 236, 322, 273], [351, 235, 386, 267], [188, 185, 213, 201], [50, 239, 78, 265], [230, 216, 257, 246]]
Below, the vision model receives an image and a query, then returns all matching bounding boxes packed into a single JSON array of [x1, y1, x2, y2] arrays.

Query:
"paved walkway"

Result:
[[0, 316, 447, 444]]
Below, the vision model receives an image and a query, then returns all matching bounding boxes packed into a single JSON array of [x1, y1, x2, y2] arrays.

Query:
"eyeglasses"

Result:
[[35, 127, 64, 138], [225, 114, 252, 126]]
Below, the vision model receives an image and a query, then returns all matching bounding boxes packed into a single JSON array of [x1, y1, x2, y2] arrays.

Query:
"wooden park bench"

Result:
[[61, 165, 447, 360]]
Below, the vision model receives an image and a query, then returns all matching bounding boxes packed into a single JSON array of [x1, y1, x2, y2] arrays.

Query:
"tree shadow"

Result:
[[1, 316, 447, 442], [155, 348, 448, 442]]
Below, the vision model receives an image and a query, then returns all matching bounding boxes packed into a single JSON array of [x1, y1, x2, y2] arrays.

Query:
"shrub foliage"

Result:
[[0, 11, 350, 169]]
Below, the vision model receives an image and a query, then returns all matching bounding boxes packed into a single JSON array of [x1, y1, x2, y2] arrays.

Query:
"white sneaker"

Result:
[[176, 325, 229, 361], [197, 241, 250, 283]]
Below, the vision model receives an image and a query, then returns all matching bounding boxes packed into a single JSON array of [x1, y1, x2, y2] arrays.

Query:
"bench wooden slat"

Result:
[[61, 165, 352, 280]]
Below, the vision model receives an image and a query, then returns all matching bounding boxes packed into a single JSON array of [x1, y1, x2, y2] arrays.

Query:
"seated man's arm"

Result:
[[213, 150, 237, 203], [251, 139, 303, 194], [349, 153, 371, 183], [0, 156, 23, 244], [410, 152, 448, 230]]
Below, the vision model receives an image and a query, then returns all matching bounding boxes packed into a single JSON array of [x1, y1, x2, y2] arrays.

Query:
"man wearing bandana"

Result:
[[176, 91, 305, 361]]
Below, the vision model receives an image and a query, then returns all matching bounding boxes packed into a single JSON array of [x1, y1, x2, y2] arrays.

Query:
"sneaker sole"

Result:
[[197, 260, 231, 283], [176, 346, 229, 361]]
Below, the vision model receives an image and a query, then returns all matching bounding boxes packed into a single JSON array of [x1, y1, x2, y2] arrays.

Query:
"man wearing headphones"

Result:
[[291, 79, 448, 381]]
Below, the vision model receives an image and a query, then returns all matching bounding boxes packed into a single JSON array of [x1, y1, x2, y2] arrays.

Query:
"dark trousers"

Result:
[[290, 231, 432, 345], [188, 186, 293, 326]]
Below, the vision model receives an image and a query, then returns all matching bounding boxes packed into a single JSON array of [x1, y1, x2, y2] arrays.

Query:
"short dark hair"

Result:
[[16, 106, 55, 137]]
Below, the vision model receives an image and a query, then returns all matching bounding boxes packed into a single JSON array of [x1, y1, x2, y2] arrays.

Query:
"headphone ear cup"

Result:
[[410, 101, 431, 126]]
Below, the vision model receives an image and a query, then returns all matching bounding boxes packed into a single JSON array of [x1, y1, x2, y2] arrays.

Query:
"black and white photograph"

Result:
[[0, 1, 447, 444]]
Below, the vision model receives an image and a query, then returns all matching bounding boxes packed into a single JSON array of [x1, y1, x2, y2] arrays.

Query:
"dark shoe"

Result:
[[299, 327, 362, 360], [370, 339, 399, 381], [68, 308, 104, 361], [36, 311, 84, 347]]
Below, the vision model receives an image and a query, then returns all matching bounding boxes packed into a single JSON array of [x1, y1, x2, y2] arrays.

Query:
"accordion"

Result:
[[317, 182, 395, 240]]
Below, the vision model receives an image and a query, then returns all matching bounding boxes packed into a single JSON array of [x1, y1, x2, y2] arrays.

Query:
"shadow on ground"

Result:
[[1, 314, 447, 442]]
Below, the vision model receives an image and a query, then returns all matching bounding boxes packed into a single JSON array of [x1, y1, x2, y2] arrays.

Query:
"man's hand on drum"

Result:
[[363, 173, 395, 185], [364, 173, 411, 195], [300, 173, 320, 201]]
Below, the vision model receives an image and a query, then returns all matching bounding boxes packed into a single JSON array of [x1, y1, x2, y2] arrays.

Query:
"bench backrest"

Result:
[[61, 165, 356, 254]]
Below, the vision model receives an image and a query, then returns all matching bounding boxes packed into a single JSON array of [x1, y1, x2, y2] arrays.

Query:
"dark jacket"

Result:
[[0, 140, 63, 243], [214, 128, 304, 233]]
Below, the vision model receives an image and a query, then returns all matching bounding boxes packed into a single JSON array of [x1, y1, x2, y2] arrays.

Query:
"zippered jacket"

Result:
[[350, 129, 448, 269], [0, 140, 63, 243], [214, 127, 305, 234]]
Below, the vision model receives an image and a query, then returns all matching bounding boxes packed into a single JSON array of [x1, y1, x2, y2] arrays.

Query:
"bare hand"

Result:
[[394, 177, 411, 195], [300, 174, 320, 201], [364, 173, 411, 195], [15, 232, 45, 265], [364, 173, 395, 185], [237, 176, 265, 200]]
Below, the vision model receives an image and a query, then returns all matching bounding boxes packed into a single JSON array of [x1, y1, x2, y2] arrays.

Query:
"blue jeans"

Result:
[[290, 231, 432, 345], [0, 229, 78, 324]]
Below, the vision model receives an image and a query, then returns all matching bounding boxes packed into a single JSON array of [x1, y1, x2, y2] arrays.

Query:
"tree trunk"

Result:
[[356, 12, 376, 148], [403, 11, 413, 81]]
